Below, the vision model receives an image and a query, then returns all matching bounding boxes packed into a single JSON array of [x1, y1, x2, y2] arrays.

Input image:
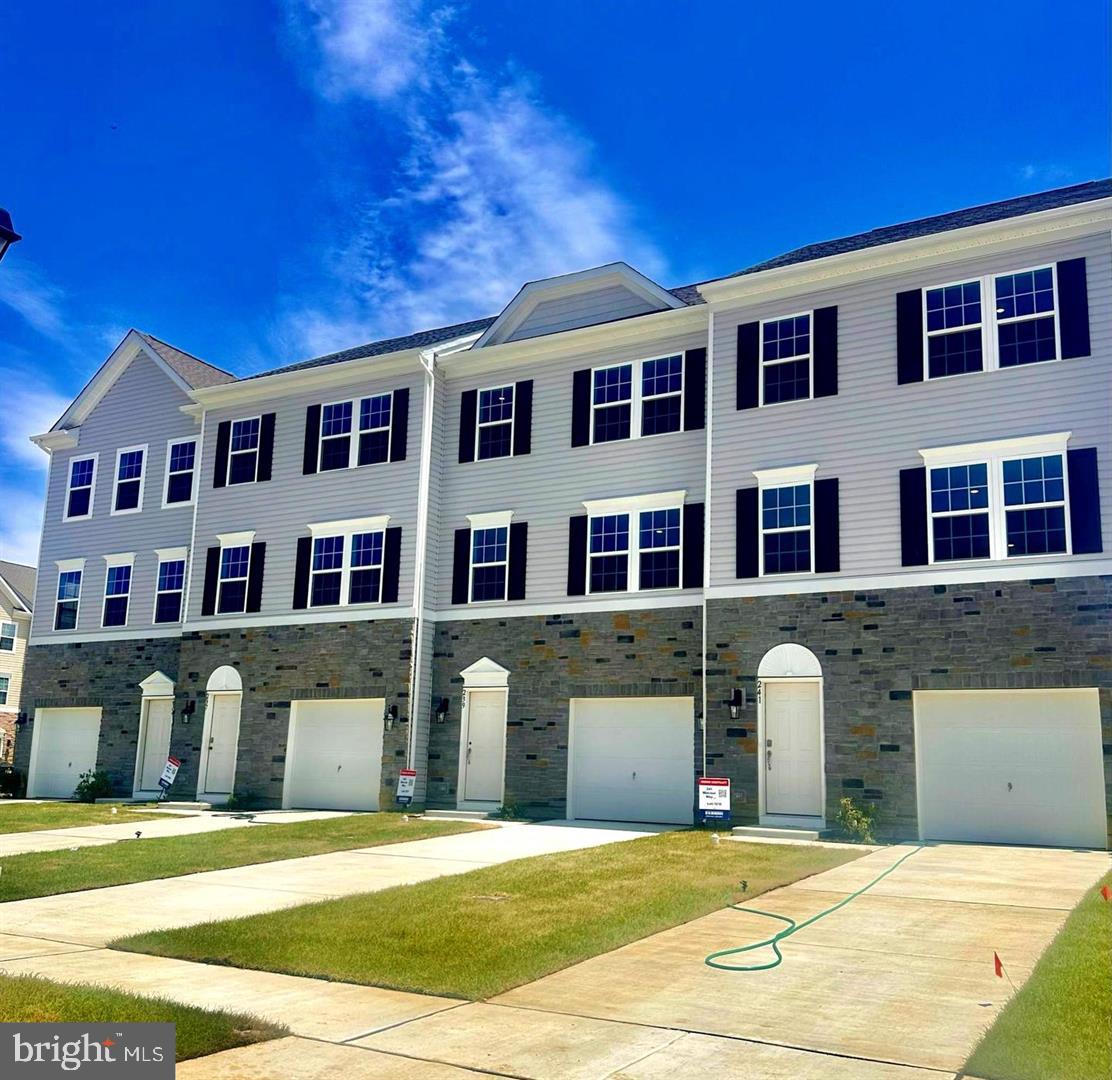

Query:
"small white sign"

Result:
[[158, 756, 181, 790], [698, 776, 731, 819], [396, 768, 417, 805]]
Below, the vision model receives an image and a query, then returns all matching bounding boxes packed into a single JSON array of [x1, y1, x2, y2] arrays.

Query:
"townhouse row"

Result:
[[15, 180, 1112, 847]]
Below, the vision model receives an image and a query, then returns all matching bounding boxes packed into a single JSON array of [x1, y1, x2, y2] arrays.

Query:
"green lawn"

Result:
[[966, 869, 1112, 1080], [0, 814, 483, 901], [115, 830, 862, 999], [0, 973, 285, 1061], [0, 802, 164, 833]]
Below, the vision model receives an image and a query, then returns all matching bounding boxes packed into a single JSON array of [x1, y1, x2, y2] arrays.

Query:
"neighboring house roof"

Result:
[[0, 561, 35, 613], [729, 179, 1112, 278], [135, 332, 237, 388]]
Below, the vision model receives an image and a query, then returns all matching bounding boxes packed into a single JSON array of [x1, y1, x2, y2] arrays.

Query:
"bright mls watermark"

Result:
[[1, 1023, 174, 1077]]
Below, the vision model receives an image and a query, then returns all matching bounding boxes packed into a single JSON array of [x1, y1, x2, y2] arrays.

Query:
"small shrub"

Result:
[[73, 769, 113, 803], [835, 795, 878, 844]]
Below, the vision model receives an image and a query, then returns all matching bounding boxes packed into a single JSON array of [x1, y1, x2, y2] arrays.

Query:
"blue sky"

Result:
[[0, 0, 1108, 564]]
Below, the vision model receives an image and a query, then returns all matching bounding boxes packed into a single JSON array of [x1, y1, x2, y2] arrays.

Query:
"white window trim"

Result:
[[589, 354, 684, 445], [0, 621, 16, 651], [62, 452, 98, 522], [0, 674, 9, 706], [228, 415, 262, 485], [162, 437, 197, 509], [921, 433, 1072, 565], [306, 515, 391, 608], [921, 264, 1061, 381], [475, 384, 515, 461], [582, 492, 686, 595], [318, 392, 393, 472], [153, 548, 188, 625], [101, 552, 135, 629], [754, 465, 817, 578], [54, 558, 85, 632], [216, 530, 257, 547], [110, 444, 148, 516], [467, 511, 514, 603], [217, 538, 254, 615], [759, 310, 814, 408]]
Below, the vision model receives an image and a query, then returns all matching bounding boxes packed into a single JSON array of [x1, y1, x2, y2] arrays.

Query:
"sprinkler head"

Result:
[[111, 807, 118, 815], [710, 833, 720, 845]]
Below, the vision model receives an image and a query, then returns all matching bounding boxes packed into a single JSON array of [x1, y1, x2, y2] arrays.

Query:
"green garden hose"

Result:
[[705, 843, 925, 972]]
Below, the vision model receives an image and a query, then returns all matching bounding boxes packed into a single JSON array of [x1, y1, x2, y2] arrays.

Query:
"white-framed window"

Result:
[[760, 312, 812, 405], [0, 622, 15, 652], [111, 445, 147, 514], [318, 393, 393, 471], [217, 543, 252, 614], [63, 455, 97, 521], [754, 464, 816, 576], [476, 386, 514, 460], [228, 417, 261, 485], [163, 438, 197, 507], [922, 265, 1060, 380], [590, 355, 683, 444], [583, 491, 686, 594], [307, 516, 388, 607], [0, 676, 9, 706], [54, 559, 84, 631], [467, 511, 513, 601], [101, 554, 134, 628], [922, 433, 1071, 563], [154, 549, 187, 624]]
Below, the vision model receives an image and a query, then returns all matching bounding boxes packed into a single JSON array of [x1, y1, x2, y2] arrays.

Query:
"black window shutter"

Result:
[[292, 537, 312, 610], [302, 405, 321, 475], [899, 467, 929, 566], [896, 289, 924, 384], [256, 413, 276, 482], [735, 488, 759, 578], [245, 542, 266, 612], [458, 390, 477, 463], [1067, 447, 1102, 554], [812, 306, 839, 399], [814, 477, 840, 572], [201, 546, 220, 615], [389, 388, 409, 462], [508, 521, 528, 600], [567, 514, 588, 595], [1057, 258, 1091, 359], [736, 322, 760, 410], [212, 421, 231, 489], [451, 528, 471, 604], [571, 369, 592, 447], [683, 348, 707, 431], [512, 380, 533, 456], [682, 502, 705, 588], [381, 527, 402, 602]]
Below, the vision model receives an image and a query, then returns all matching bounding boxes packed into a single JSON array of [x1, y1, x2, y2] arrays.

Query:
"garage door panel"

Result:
[[570, 697, 694, 825], [29, 708, 102, 798], [915, 690, 1105, 849], [285, 699, 384, 811]]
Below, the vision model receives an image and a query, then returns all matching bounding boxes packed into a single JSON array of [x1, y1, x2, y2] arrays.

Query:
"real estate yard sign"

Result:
[[158, 757, 181, 791], [396, 768, 417, 806], [698, 776, 731, 824]]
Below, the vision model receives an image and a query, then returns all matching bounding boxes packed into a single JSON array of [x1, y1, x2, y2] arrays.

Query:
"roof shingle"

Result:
[[137, 332, 237, 388], [0, 560, 36, 611]]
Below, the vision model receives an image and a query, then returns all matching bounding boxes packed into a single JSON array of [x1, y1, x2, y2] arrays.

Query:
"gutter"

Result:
[[700, 310, 714, 779]]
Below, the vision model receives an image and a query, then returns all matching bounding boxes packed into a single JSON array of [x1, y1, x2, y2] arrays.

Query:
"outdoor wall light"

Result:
[[434, 697, 449, 724], [728, 688, 746, 720], [0, 208, 21, 263], [14, 711, 29, 730], [384, 704, 399, 731], [180, 698, 196, 724]]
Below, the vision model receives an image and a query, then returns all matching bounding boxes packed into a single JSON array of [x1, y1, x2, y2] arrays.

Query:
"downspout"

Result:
[[181, 407, 208, 628], [700, 308, 715, 779]]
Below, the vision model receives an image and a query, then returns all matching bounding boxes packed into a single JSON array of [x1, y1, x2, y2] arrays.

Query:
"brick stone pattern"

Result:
[[427, 606, 703, 817], [705, 576, 1112, 839], [16, 619, 414, 808]]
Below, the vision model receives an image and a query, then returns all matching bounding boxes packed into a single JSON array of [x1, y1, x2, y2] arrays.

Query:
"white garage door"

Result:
[[28, 707, 102, 798], [569, 697, 694, 824], [915, 689, 1106, 849], [283, 698, 384, 811]]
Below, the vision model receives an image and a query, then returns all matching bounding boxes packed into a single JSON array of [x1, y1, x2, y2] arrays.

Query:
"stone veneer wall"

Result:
[[705, 575, 1112, 839], [427, 605, 703, 817]]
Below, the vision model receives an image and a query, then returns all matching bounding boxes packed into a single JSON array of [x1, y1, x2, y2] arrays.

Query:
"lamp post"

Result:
[[0, 208, 21, 263]]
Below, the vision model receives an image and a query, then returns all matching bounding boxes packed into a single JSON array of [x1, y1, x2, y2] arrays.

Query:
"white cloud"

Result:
[[0, 264, 68, 341], [0, 377, 69, 468], [0, 485, 46, 567], [1018, 163, 1074, 185], [279, 0, 664, 355]]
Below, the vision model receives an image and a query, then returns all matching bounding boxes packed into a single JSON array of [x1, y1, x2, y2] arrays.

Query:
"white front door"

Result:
[[202, 692, 241, 796], [137, 698, 173, 791], [461, 690, 506, 803], [27, 708, 102, 798], [764, 681, 823, 816]]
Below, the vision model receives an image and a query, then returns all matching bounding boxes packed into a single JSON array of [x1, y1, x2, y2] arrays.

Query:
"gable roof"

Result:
[[135, 332, 236, 388], [0, 561, 35, 612], [730, 179, 1112, 278]]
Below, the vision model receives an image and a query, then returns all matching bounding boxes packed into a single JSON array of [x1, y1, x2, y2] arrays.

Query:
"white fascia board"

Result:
[[431, 591, 703, 622], [185, 604, 415, 633], [30, 626, 184, 646], [753, 463, 818, 486], [29, 428, 79, 452], [307, 514, 390, 536], [919, 431, 1070, 466], [583, 489, 687, 515], [698, 198, 1112, 306]]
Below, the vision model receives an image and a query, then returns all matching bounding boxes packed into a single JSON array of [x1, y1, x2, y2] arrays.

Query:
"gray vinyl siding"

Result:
[[435, 328, 708, 609], [32, 351, 198, 637], [506, 285, 660, 342], [186, 369, 426, 623], [709, 230, 1112, 586]]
